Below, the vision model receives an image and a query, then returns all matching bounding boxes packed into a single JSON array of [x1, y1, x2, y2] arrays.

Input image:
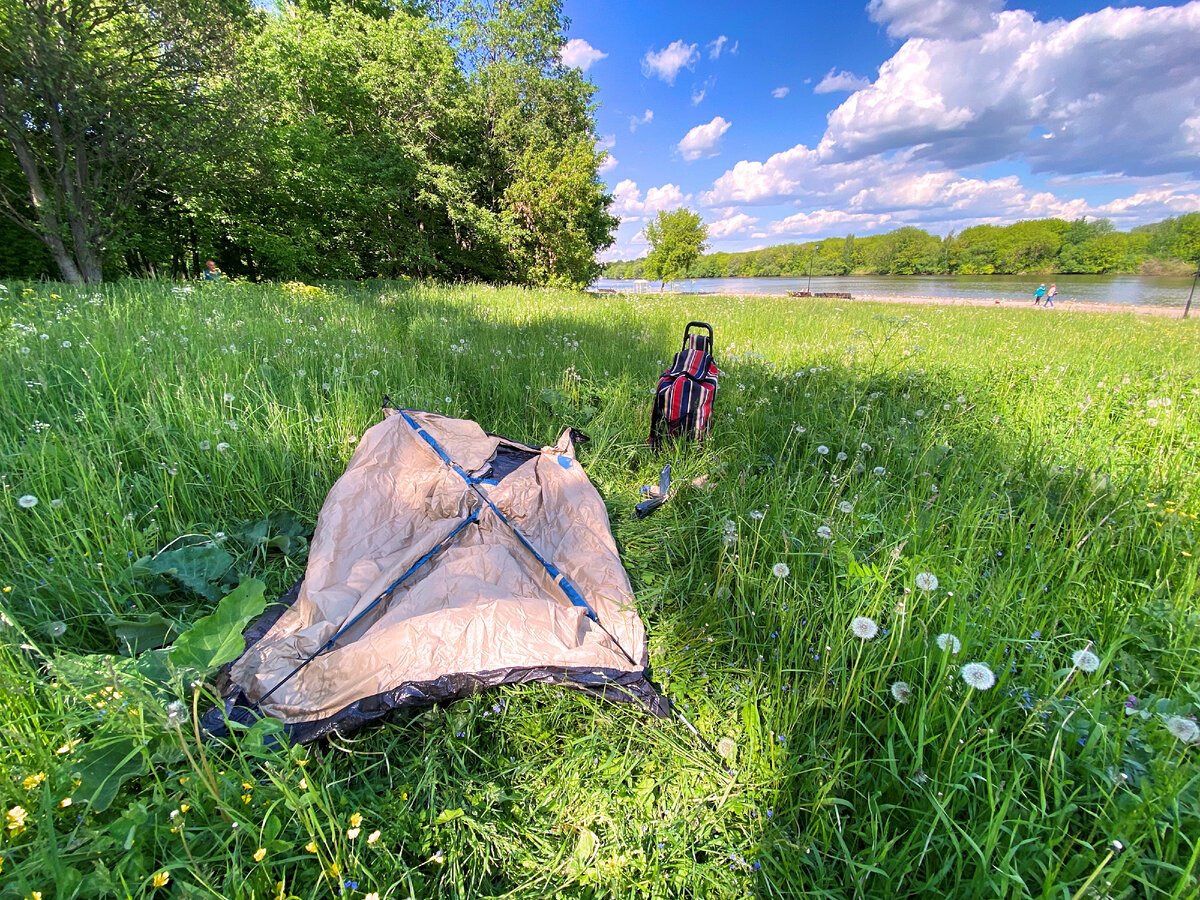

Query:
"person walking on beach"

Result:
[[1045, 283, 1057, 308], [1033, 283, 1047, 305]]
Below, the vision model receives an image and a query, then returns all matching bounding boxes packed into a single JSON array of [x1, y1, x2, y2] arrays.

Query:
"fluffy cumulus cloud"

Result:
[[559, 39, 607, 71], [868, 0, 1006, 40], [824, 5, 1200, 177], [693, 1, 1200, 246], [679, 116, 732, 161], [611, 180, 689, 218], [598, 154, 618, 174], [814, 69, 872, 94], [707, 211, 759, 238], [771, 86, 790, 99], [642, 40, 699, 84]]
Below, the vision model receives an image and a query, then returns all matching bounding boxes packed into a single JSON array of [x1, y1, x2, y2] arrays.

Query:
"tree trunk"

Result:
[[6, 135, 86, 283]]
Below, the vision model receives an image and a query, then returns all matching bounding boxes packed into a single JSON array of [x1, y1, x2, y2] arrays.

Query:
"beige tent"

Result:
[[206, 407, 665, 743]]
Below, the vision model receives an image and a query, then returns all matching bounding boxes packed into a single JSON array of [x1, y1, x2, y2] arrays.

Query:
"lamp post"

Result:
[[807, 242, 820, 294], [1185, 268, 1199, 319]]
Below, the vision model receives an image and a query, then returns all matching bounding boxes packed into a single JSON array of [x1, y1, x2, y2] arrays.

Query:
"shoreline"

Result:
[[594, 288, 1189, 317]]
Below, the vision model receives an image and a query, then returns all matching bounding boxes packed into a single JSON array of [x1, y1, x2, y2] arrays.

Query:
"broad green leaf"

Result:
[[72, 738, 148, 813], [433, 808, 464, 825], [129, 544, 235, 601], [107, 613, 179, 655], [169, 578, 268, 674]]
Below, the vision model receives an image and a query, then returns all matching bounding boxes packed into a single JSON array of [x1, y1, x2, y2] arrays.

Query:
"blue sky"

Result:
[[559, 0, 1200, 259]]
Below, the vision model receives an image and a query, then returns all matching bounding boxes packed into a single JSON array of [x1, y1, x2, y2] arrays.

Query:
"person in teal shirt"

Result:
[[1033, 283, 1046, 305]]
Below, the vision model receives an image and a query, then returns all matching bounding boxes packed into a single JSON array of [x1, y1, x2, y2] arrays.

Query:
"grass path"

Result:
[[0, 279, 1198, 899]]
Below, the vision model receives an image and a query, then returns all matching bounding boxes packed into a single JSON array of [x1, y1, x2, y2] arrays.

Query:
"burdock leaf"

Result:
[[169, 579, 268, 674]]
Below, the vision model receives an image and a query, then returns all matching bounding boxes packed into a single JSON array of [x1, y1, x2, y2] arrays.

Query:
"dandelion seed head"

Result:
[[890, 681, 912, 704], [915, 572, 939, 592], [716, 737, 737, 760], [772, 562, 790, 579], [851, 616, 879, 640], [838, 500, 854, 514], [1166, 716, 1200, 744], [816, 525, 833, 540], [1072, 648, 1101, 673], [935, 633, 961, 654], [961, 662, 996, 690], [817, 445, 829, 455]]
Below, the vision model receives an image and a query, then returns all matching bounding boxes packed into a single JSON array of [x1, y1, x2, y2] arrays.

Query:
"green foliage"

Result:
[[643, 207, 708, 287]]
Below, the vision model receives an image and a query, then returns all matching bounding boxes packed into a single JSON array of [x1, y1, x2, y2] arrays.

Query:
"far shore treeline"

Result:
[[604, 214, 1200, 280], [0, 0, 615, 287]]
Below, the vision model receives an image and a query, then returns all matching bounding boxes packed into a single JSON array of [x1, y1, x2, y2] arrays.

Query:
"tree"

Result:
[[0, 0, 250, 283], [643, 208, 708, 290]]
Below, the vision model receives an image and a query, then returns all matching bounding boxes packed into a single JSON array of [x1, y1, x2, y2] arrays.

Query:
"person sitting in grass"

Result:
[[203, 259, 226, 282]]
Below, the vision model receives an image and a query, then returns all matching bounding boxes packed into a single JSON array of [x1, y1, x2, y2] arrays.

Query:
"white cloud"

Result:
[[599, 154, 618, 174], [611, 180, 689, 217], [814, 69, 872, 94], [560, 39, 607, 71], [771, 86, 790, 99], [642, 40, 699, 85], [708, 35, 729, 59], [868, 0, 1006, 40], [707, 211, 759, 238], [824, 5, 1200, 177], [597, 134, 616, 151], [679, 116, 732, 161], [770, 209, 895, 236], [629, 109, 654, 132]]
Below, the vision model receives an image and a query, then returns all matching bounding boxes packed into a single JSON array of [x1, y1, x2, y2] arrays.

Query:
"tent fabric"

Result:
[[205, 408, 665, 744]]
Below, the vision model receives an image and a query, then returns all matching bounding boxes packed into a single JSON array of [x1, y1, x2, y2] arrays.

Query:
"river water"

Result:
[[593, 274, 1199, 309]]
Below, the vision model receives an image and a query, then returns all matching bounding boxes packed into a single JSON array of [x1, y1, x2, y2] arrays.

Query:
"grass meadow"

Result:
[[1, 278, 1198, 900]]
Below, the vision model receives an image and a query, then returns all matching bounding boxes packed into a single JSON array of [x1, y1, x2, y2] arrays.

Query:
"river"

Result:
[[592, 274, 1199, 310]]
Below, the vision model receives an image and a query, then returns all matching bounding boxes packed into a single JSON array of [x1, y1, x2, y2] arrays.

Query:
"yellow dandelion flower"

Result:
[[241, 793, 252, 804], [2, 586, 11, 592], [327, 862, 340, 877], [7, 806, 28, 830], [30, 892, 42, 900], [242, 782, 254, 791], [296, 759, 308, 767], [22, 772, 46, 790], [305, 840, 318, 853], [254, 847, 267, 862], [367, 830, 381, 844], [180, 803, 190, 813], [152, 871, 170, 887], [347, 827, 360, 840], [349, 812, 363, 828], [60, 798, 72, 808]]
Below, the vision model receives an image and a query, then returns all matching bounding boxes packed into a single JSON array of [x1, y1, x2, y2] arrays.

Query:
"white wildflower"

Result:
[[17, 495, 38, 509], [890, 681, 912, 704]]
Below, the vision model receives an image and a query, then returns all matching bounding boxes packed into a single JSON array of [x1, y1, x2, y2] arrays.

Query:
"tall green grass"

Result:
[[1, 279, 1197, 899]]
